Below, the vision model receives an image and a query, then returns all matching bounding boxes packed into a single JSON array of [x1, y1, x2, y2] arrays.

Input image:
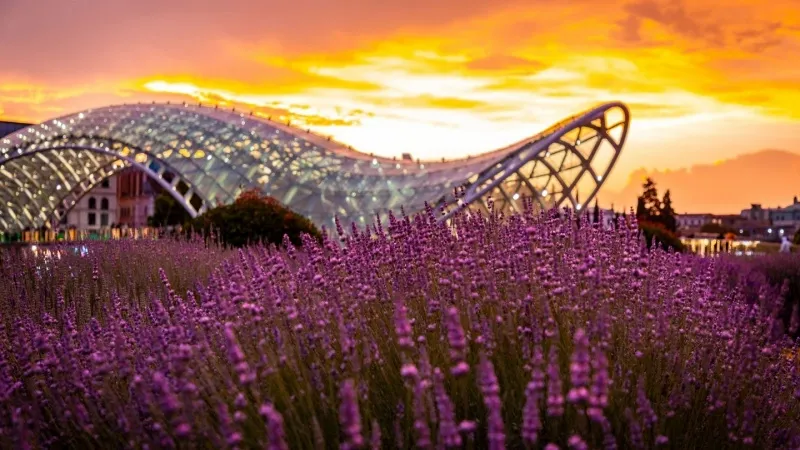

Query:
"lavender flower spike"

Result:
[[339, 379, 364, 449], [433, 368, 462, 448], [478, 354, 505, 450], [259, 403, 289, 450], [567, 328, 590, 406], [547, 346, 565, 417], [446, 306, 469, 377]]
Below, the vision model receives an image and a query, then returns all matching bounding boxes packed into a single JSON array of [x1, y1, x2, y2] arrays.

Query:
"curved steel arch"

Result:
[[0, 142, 210, 230], [441, 102, 629, 220], [0, 101, 629, 232]]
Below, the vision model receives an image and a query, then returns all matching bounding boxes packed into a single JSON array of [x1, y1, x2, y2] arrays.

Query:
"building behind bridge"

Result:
[[3, 120, 158, 231], [676, 197, 800, 242]]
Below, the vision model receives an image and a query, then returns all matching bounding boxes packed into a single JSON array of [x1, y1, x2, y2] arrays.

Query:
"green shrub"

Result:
[[147, 191, 193, 227], [188, 188, 321, 248]]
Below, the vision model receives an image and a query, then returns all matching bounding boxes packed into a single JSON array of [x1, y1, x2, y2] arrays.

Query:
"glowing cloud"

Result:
[[1, 0, 799, 203]]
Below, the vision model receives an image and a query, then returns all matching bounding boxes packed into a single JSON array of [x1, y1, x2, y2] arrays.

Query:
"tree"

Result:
[[147, 192, 192, 227], [641, 178, 660, 217], [633, 178, 682, 252], [794, 228, 800, 246], [639, 220, 684, 252], [635, 178, 679, 234], [635, 197, 648, 221], [660, 190, 678, 233], [593, 200, 601, 224], [187, 187, 321, 248]]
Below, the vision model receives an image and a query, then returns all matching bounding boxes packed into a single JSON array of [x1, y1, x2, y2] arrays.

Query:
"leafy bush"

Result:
[[0, 209, 799, 448], [147, 191, 193, 227], [188, 188, 321, 248], [638, 219, 684, 252]]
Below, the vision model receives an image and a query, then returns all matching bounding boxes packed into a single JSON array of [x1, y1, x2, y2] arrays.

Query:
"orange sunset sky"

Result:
[[1, 0, 800, 212]]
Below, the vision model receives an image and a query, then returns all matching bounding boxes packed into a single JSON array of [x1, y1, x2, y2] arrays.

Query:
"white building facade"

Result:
[[740, 196, 800, 239], [60, 176, 118, 230]]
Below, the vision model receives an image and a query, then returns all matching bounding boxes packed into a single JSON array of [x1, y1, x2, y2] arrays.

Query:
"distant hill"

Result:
[[602, 149, 800, 214]]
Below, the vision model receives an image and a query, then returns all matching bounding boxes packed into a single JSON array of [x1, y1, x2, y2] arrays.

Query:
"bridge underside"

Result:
[[0, 102, 629, 232]]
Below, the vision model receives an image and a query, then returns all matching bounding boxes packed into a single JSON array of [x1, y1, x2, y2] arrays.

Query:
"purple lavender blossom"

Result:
[[546, 346, 565, 417], [339, 379, 364, 449], [370, 419, 381, 450], [567, 328, 590, 406], [636, 377, 657, 430], [588, 346, 610, 422], [394, 299, 414, 350], [412, 377, 432, 449], [445, 306, 469, 377], [433, 368, 462, 448], [0, 201, 798, 449], [626, 408, 644, 450], [522, 346, 545, 445], [568, 434, 588, 450], [478, 354, 505, 450], [223, 322, 256, 386], [522, 379, 542, 445], [259, 403, 289, 450]]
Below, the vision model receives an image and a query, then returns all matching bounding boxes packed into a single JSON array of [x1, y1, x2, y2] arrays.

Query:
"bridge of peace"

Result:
[[0, 102, 629, 232]]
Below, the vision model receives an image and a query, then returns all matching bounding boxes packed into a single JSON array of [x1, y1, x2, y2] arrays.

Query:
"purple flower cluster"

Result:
[[0, 206, 799, 448], [567, 328, 590, 406], [445, 306, 469, 377]]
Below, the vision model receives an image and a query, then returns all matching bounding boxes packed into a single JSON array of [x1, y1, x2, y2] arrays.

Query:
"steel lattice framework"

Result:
[[0, 101, 629, 232]]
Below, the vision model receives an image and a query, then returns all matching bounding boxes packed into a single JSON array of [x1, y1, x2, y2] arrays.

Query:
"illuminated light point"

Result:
[[512, 193, 520, 200], [596, 175, 603, 181], [542, 189, 548, 196], [576, 203, 582, 210]]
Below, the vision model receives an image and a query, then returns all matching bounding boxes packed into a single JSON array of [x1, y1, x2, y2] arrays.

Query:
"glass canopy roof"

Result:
[[0, 101, 629, 232]]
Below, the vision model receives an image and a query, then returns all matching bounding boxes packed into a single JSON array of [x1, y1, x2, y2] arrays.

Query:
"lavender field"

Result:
[[1, 207, 799, 449]]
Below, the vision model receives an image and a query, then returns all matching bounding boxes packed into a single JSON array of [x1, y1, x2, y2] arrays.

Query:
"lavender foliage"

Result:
[[0, 208, 798, 448]]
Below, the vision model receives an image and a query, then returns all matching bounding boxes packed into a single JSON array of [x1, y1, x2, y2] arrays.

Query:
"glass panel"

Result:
[[0, 102, 629, 231]]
